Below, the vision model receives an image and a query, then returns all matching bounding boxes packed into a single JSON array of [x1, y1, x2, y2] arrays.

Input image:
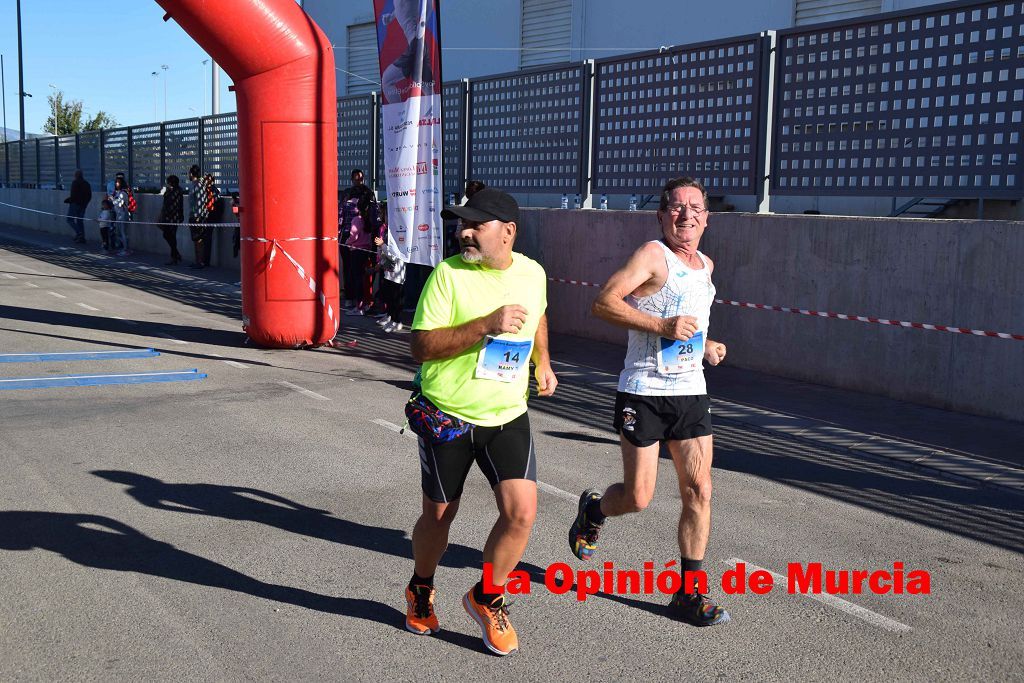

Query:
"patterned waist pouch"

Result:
[[404, 392, 474, 444]]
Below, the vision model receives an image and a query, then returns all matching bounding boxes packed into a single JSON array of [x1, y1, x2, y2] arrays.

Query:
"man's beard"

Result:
[[460, 248, 483, 264]]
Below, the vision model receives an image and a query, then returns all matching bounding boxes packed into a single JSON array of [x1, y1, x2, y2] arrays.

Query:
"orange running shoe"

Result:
[[462, 589, 519, 656], [405, 585, 439, 635]]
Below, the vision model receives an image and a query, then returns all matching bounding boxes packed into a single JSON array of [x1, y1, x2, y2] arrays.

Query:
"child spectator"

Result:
[[373, 222, 407, 332], [98, 199, 115, 253]]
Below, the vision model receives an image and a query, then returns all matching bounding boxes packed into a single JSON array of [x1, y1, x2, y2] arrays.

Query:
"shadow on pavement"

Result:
[[0, 510, 403, 629]]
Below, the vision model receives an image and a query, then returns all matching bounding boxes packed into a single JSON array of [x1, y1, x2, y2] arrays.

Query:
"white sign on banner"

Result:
[[374, 0, 443, 267]]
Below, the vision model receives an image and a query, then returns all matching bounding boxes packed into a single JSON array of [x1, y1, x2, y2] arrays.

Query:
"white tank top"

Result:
[[618, 240, 716, 396]]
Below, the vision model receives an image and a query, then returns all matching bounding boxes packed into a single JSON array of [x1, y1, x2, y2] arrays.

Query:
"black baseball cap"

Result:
[[441, 187, 519, 224]]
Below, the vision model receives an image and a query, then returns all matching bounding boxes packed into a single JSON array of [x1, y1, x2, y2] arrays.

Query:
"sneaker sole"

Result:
[[669, 606, 732, 627], [404, 620, 436, 635], [569, 488, 601, 561], [462, 593, 516, 656]]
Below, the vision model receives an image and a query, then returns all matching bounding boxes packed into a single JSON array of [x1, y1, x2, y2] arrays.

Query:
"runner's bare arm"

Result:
[[531, 314, 557, 397], [411, 304, 528, 362], [704, 340, 727, 366], [591, 242, 699, 341]]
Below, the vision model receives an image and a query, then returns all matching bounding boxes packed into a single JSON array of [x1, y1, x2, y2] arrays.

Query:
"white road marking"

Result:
[[279, 381, 330, 401], [536, 480, 577, 501], [372, 418, 416, 439], [2, 274, 16, 279], [725, 558, 912, 633], [157, 333, 189, 345], [25, 282, 39, 288], [47, 291, 67, 299], [110, 316, 138, 326], [76, 303, 100, 311], [223, 360, 249, 369]]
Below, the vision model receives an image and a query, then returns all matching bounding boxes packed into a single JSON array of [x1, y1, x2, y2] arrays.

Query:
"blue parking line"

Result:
[[0, 369, 206, 390], [0, 349, 160, 363]]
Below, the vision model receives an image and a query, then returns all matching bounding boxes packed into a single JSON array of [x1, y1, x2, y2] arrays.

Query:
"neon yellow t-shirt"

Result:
[[412, 252, 548, 426]]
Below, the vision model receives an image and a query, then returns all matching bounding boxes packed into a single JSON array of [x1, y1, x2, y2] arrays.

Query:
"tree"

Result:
[[44, 90, 118, 135]]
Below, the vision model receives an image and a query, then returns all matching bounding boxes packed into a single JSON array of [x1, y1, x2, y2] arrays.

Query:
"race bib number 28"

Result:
[[475, 336, 533, 382], [658, 331, 704, 374]]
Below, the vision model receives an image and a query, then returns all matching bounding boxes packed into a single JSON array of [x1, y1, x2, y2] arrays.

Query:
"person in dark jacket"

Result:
[[64, 170, 92, 244], [159, 175, 185, 265]]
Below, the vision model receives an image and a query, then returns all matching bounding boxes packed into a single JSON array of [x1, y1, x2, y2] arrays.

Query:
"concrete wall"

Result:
[[516, 208, 1024, 422], [0, 189, 238, 270], [3, 188, 1021, 422]]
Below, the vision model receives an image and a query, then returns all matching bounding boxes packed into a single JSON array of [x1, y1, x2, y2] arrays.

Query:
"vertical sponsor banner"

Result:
[[374, 0, 443, 267]]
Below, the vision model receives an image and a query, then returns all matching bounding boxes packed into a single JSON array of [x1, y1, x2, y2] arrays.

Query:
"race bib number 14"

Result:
[[476, 336, 533, 382], [658, 331, 704, 374]]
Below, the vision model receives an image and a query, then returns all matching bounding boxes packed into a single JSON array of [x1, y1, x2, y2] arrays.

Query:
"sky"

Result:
[[0, 1, 239, 137]]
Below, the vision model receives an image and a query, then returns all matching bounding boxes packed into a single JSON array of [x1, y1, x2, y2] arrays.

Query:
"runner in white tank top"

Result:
[[619, 240, 716, 396], [569, 178, 731, 628]]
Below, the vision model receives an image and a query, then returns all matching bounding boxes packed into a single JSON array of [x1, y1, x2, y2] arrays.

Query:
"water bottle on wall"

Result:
[[448, 192, 456, 206], [599, 194, 608, 210], [628, 194, 638, 211], [573, 194, 581, 209], [560, 193, 569, 210]]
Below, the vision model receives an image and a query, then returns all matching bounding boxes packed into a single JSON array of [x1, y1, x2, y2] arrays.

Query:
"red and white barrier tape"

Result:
[[546, 277, 1022, 341], [0, 200, 237, 228], [713, 299, 1024, 341], [548, 276, 602, 288], [265, 239, 338, 334]]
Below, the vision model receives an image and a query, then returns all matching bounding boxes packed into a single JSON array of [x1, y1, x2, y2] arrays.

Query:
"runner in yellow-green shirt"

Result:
[[402, 188, 557, 656]]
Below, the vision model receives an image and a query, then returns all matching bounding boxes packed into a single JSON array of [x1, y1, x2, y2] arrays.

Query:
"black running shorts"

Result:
[[418, 412, 536, 503], [613, 392, 713, 447]]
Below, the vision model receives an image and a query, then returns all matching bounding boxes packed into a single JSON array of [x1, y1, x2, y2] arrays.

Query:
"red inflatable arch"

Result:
[[157, 0, 340, 347]]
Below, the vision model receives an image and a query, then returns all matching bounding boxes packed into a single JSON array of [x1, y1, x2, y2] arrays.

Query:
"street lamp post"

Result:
[[47, 84, 59, 134], [202, 59, 209, 116], [161, 64, 169, 121], [151, 71, 159, 120]]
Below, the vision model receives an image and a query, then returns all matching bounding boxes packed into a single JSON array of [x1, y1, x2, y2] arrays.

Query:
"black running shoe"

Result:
[[667, 590, 731, 627], [569, 488, 603, 560]]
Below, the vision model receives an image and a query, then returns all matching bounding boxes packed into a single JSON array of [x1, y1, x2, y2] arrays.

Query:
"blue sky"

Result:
[[0, 1, 238, 136]]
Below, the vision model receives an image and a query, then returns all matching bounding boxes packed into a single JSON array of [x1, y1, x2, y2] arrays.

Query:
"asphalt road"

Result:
[[0, 236, 1021, 682]]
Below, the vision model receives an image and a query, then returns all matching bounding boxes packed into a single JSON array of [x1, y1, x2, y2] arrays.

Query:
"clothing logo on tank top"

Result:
[[621, 407, 637, 432]]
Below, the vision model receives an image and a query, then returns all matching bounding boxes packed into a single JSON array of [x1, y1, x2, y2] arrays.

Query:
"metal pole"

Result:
[[16, 0, 26, 141], [1, 54, 7, 184], [1, 55, 7, 142], [756, 30, 777, 214], [211, 61, 220, 115], [578, 60, 596, 209]]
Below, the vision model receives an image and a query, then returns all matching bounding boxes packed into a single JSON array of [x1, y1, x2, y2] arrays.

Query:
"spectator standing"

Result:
[[109, 177, 131, 256], [97, 200, 115, 252], [373, 216, 407, 331], [188, 165, 218, 269], [64, 170, 92, 244], [159, 175, 185, 265], [344, 194, 375, 314]]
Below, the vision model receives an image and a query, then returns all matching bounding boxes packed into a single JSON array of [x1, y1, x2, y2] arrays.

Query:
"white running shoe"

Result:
[[376, 315, 392, 326]]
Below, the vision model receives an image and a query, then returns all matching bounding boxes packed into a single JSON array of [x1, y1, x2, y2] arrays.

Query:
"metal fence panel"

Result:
[[338, 94, 373, 187], [8, 143, 21, 184], [0, 143, 7, 184], [78, 132, 102, 190], [593, 36, 764, 196], [163, 118, 200, 182], [131, 123, 162, 191], [23, 140, 39, 186], [203, 113, 239, 192], [57, 135, 77, 188], [469, 63, 584, 193], [442, 81, 464, 198], [772, 0, 1024, 198], [102, 128, 129, 186], [38, 138, 57, 188]]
